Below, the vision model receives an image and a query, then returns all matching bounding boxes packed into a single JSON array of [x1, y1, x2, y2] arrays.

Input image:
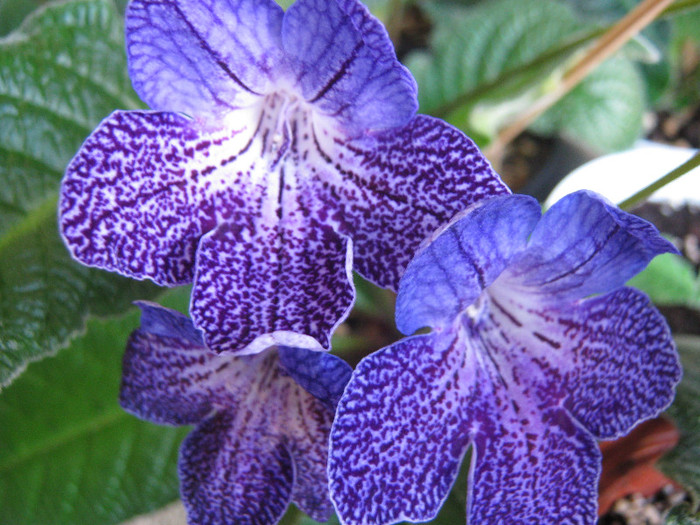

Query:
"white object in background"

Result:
[[546, 140, 700, 207]]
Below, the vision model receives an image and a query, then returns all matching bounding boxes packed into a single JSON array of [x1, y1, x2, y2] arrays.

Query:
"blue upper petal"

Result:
[[282, 0, 417, 133], [502, 190, 678, 302], [278, 346, 352, 408], [395, 194, 540, 335], [126, 0, 284, 116]]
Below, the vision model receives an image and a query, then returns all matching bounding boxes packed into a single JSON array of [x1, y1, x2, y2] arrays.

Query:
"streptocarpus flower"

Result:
[[329, 191, 682, 525], [119, 302, 352, 525], [59, 0, 508, 355]]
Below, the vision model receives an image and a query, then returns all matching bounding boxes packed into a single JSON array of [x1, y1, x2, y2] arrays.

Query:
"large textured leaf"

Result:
[[0, 0, 159, 387], [0, 288, 191, 525], [532, 56, 644, 151], [406, 0, 645, 150], [660, 335, 700, 503], [406, 0, 585, 132]]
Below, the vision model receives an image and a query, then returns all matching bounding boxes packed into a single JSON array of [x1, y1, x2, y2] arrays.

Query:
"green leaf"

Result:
[[406, 0, 590, 134], [533, 56, 645, 152], [0, 0, 160, 387], [0, 288, 191, 525], [627, 253, 700, 308], [406, 0, 646, 151], [659, 335, 700, 505], [0, 0, 50, 36]]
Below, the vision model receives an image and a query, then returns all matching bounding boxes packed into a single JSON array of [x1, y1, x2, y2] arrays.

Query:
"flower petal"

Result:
[[395, 194, 539, 335], [469, 406, 600, 525], [284, 382, 337, 521], [126, 0, 284, 116], [59, 110, 259, 285], [191, 214, 354, 355], [329, 332, 473, 525], [480, 284, 681, 440], [314, 115, 510, 292], [503, 190, 678, 301], [560, 288, 681, 439], [179, 410, 294, 525], [119, 303, 235, 425], [282, 0, 417, 132], [278, 346, 352, 408]]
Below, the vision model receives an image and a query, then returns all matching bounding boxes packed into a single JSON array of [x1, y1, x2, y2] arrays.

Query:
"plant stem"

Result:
[[485, 0, 676, 160], [619, 151, 700, 210]]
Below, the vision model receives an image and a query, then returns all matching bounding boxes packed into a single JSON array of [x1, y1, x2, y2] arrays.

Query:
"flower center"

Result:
[[259, 92, 312, 168]]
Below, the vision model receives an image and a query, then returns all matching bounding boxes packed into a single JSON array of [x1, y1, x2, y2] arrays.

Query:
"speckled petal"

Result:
[[180, 410, 294, 525], [126, 0, 284, 116], [559, 288, 680, 439], [479, 284, 681, 440], [469, 406, 600, 525], [191, 215, 354, 355], [314, 115, 509, 291], [59, 110, 260, 286], [502, 190, 678, 301], [282, 0, 417, 133], [285, 383, 338, 521], [278, 346, 352, 407], [120, 303, 234, 425], [395, 194, 539, 336], [329, 332, 474, 525]]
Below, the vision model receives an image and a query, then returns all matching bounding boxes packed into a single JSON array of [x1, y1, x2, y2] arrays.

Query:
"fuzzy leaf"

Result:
[[407, 0, 645, 150], [532, 57, 645, 152], [406, 0, 586, 135]]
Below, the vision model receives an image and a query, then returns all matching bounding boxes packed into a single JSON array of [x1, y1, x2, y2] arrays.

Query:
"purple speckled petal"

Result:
[[313, 115, 509, 292], [59, 110, 261, 286], [395, 194, 540, 336], [180, 410, 294, 525], [329, 332, 474, 525], [120, 303, 234, 425], [559, 288, 680, 439], [190, 214, 354, 355], [278, 346, 352, 408], [478, 284, 681, 440], [469, 405, 600, 525], [284, 382, 337, 521], [502, 190, 678, 301], [126, 0, 284, 116], [282, 0, 417, 133]]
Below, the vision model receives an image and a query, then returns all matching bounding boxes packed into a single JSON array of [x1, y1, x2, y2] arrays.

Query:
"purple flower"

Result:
[[59, 0, 507, 355], [119, 302, 352, 525], [328, 191, 682, 525]]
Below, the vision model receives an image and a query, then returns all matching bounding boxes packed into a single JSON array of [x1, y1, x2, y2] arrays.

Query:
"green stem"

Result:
[[619, 151, 700, 210]]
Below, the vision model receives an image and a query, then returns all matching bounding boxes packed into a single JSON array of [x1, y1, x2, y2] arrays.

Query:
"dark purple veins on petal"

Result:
[[190, 216, 354, 355], [180, 411, 295, 525], [120, 303, 344, 525], [329, 332, 474, 525], [126, 0, 284, 115], [395, 194, 540, 335], [59, 110, 252, 286], [313, 115, 509, 291]]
